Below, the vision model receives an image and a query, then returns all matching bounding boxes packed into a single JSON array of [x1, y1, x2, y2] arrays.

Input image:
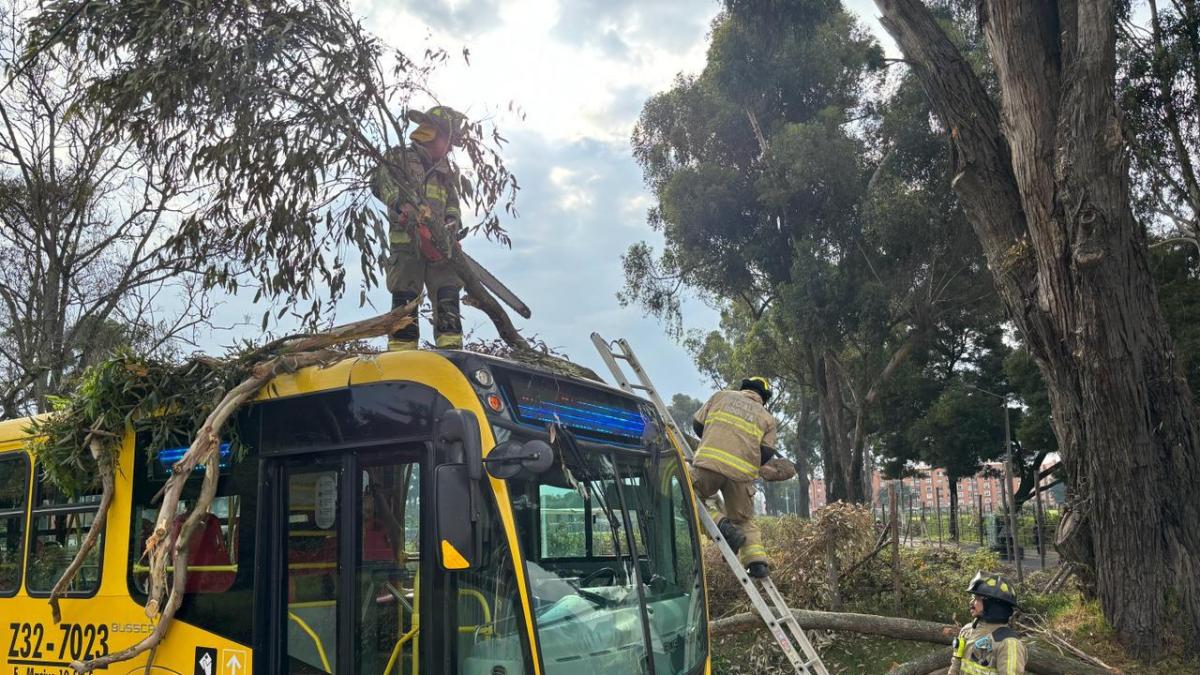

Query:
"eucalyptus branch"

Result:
[[48, 301, 421, 672]]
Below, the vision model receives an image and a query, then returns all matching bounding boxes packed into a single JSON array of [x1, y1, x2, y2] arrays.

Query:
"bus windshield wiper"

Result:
[[548, 423, 628, 567]]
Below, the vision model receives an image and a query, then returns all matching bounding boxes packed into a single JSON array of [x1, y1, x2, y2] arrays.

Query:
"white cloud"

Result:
[[621, 194, 652, 222], [548, 165, 596, 211], [193, 1, 897, 400], [354, 0, 716, 145]]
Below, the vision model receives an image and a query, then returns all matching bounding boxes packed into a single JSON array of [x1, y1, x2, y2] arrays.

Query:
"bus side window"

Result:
[[0, 452, 29, 596], [26, 462, 104, 596], [128, 448, 257, 645]]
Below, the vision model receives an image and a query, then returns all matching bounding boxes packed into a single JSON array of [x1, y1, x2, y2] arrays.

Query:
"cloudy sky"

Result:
[[205, 0, 889, 400]]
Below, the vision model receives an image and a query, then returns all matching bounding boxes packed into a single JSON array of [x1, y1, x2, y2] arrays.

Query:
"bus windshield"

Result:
[[505, 427, 707, 675]]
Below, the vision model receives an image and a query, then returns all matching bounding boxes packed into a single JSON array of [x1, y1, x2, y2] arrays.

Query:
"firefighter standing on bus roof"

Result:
[[371, 105, 469, 351], [691, 377, 779, 578], [949, 572, 1028, 675]]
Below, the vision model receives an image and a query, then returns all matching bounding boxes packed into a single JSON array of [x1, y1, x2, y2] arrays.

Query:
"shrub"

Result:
[[703, 504, 876, 615]]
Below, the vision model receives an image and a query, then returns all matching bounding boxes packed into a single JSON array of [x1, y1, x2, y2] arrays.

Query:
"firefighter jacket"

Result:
[[948, 620, 1027, 675], [371, 143, 462, 253], [692, 390, 778, 482]]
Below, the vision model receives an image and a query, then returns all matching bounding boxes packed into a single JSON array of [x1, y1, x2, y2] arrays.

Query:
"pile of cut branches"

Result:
[[28, 303, 418, 672]]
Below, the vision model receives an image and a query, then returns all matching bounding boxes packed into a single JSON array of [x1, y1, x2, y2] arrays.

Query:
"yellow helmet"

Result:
[[407, 106, 467, 146], [967, 571, 1019, 607], [739, 376, 772, 403]]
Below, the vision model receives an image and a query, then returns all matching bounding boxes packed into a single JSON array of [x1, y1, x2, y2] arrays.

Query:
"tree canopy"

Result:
[[0, 1, 219, 416], [627, 0, 995, 503], [27, 0, 520, 332]]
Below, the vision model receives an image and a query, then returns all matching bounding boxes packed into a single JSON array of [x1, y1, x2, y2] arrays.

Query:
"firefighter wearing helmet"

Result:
[[371, 105, 470, 351], [691, 377, 781, 578], [949, 572, 1028, 674]]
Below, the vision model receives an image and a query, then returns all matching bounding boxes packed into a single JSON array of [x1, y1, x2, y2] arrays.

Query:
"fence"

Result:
[[761, 479, 1061, 571], [874, 486, 1060, 571]]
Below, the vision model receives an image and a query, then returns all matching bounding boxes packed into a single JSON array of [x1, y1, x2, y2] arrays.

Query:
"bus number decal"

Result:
[[6, 622, 109, 663], [6, 622, 45, 659], [57, 623, 110, 662]]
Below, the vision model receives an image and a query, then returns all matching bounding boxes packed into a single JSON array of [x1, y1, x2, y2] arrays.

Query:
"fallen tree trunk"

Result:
[[887, 648, 950, 675], [711, 608, 958, 643], [711, 609, 1111, 674]]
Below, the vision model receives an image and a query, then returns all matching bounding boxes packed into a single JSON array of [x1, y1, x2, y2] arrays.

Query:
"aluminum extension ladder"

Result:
[[590, 333, 830, 675]]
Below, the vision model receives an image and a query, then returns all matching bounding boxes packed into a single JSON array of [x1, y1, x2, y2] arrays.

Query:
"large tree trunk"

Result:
[[796, 450, 812, 518], [875, 0, 1200, 656], [816, 330, 922, 506], [947, 479, 959, 542], [849, 406, 869, 502], [795, 398, 813, 518], [812, 349, 858, 503]]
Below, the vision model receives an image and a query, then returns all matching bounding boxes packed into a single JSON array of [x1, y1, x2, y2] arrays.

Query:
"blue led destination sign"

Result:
[[498, 370, 650, 445], [156, 442, 233, 474]]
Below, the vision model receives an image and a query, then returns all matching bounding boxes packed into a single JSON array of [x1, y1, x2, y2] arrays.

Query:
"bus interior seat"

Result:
[[362, 518, 396, 561], [169, 512, 235, 593]]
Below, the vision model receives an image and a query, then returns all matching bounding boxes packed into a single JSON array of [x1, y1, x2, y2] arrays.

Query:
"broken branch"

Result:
[[60, 302, 418, 672]]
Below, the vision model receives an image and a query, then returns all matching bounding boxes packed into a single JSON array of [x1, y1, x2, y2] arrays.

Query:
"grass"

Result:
[[1035, 597, 1200, 674]]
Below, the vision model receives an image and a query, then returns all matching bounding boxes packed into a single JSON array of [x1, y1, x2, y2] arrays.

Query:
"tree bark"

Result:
[[1013, 448, 1051, 508], [796, 443, 812, 519], [825, 538, 842, 611], [712, 607, 957, 643], [817, 330, 923, 505], [947, 479, 959, 542], [48, 437, 113, 623], [813, 349, 862, 503], [874, 0, 1200, 655]]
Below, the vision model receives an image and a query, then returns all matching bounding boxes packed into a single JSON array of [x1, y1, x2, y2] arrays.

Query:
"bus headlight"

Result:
[[473, 369, 494, 387]]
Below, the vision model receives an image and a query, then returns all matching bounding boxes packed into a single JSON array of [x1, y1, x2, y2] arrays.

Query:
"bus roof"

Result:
[[438, 349, 634, 400], [0, 414, 38, 446], [0, 348, 635, 448]]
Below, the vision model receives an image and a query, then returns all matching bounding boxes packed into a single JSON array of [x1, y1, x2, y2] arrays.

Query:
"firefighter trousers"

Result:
[[692, 466, 767, 566], [385, 242, 462, 350]]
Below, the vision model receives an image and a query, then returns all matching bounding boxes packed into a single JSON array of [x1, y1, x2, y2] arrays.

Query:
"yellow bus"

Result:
[[0, 349, 710, 675]]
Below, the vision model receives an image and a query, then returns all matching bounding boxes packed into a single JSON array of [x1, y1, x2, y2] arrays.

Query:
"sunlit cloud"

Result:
[[200, 0, 895, 400]]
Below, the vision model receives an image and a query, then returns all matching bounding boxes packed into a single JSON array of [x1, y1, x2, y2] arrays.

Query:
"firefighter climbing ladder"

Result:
[[590, 333, 831, 675]]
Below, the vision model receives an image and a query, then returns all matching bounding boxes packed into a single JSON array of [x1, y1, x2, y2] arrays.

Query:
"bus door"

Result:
[[264, 446, 427, 674]]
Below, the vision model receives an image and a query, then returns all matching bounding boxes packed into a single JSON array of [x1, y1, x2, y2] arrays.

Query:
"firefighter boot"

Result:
[[433, 284, 463, 349], [388, 290, 420, 351], [718, 518, 747, 554]]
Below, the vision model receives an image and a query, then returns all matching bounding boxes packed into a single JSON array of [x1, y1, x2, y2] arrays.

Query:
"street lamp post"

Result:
[[966, 384, 1024, 584], [1001, 400, 1024, 583]]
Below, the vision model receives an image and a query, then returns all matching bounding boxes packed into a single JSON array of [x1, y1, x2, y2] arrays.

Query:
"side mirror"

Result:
[[433, 409, 483, 570], [437, 409, 483, 481], [433, 465, 477, 570], [484, 439, 555, 480]]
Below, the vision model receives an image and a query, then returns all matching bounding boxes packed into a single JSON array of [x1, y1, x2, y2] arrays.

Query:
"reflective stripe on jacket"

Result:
[[948, 621, 1026, 675], [692, 389, 777, 481]]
